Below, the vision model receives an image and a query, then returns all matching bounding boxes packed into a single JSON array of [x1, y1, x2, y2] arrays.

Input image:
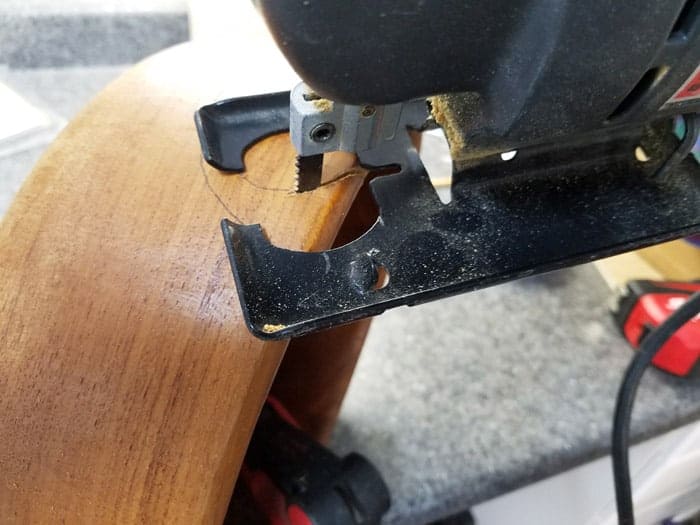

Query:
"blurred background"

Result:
[[2, 2, 700, 524]]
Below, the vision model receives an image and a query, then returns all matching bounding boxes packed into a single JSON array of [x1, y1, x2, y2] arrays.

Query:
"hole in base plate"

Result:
[[635, 146, 651, 162], [501, 150, 518, 161], [372, 265, 390, 290]]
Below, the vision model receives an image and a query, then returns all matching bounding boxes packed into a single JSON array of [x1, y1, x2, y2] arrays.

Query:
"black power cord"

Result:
[[612, 292, 700, 525]]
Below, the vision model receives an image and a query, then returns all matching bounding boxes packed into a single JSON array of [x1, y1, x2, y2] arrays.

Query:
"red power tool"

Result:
[[614, 280, 700, 376], [227, 399, 390, 525]]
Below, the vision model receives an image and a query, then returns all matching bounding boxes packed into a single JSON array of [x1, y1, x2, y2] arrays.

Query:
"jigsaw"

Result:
[[195, 0, 700, 339]]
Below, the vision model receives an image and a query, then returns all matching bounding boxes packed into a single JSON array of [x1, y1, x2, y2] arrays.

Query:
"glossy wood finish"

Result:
[[0, 44, 366, 523], [272, 320, 371, 444], [270, 177, 380, 444]]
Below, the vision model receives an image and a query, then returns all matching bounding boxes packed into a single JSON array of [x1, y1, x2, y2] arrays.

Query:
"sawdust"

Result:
[[430, 92, 494, 170], [428, 95, 465, 159], [313, 98, 334, 113], [262, 323, 286, 334]]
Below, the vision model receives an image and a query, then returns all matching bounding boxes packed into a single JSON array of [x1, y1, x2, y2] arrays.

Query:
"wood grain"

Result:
[[270, 176, 381, 444], [272, 320, 371, 444], [0, 44, 365, 524]]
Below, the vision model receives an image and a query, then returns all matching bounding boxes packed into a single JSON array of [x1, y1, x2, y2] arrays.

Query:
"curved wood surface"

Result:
[[0, 44, 366, 523]]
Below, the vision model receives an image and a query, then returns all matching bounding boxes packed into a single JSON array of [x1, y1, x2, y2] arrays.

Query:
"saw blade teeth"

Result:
[[294, 154, 324, 193], [294, 156, 303, 192]]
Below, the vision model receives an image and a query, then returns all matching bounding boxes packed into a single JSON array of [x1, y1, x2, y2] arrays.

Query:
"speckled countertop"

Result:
[[331, 264, 700, 524]]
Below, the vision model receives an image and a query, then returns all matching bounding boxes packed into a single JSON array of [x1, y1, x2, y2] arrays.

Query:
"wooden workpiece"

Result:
[[0, 44, 367, 523]]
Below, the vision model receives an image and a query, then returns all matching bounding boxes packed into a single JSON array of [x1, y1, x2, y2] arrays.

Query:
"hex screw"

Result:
[[361, 105, 376, 118], [310, 123, 336, 143]]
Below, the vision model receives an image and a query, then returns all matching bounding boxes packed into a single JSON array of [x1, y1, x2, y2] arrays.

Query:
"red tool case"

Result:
[[614, 280, 700, 376]]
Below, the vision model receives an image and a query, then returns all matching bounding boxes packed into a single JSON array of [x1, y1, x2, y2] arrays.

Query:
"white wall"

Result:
[[187, 0, 299, 97], [472, 422, 700, 525]]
